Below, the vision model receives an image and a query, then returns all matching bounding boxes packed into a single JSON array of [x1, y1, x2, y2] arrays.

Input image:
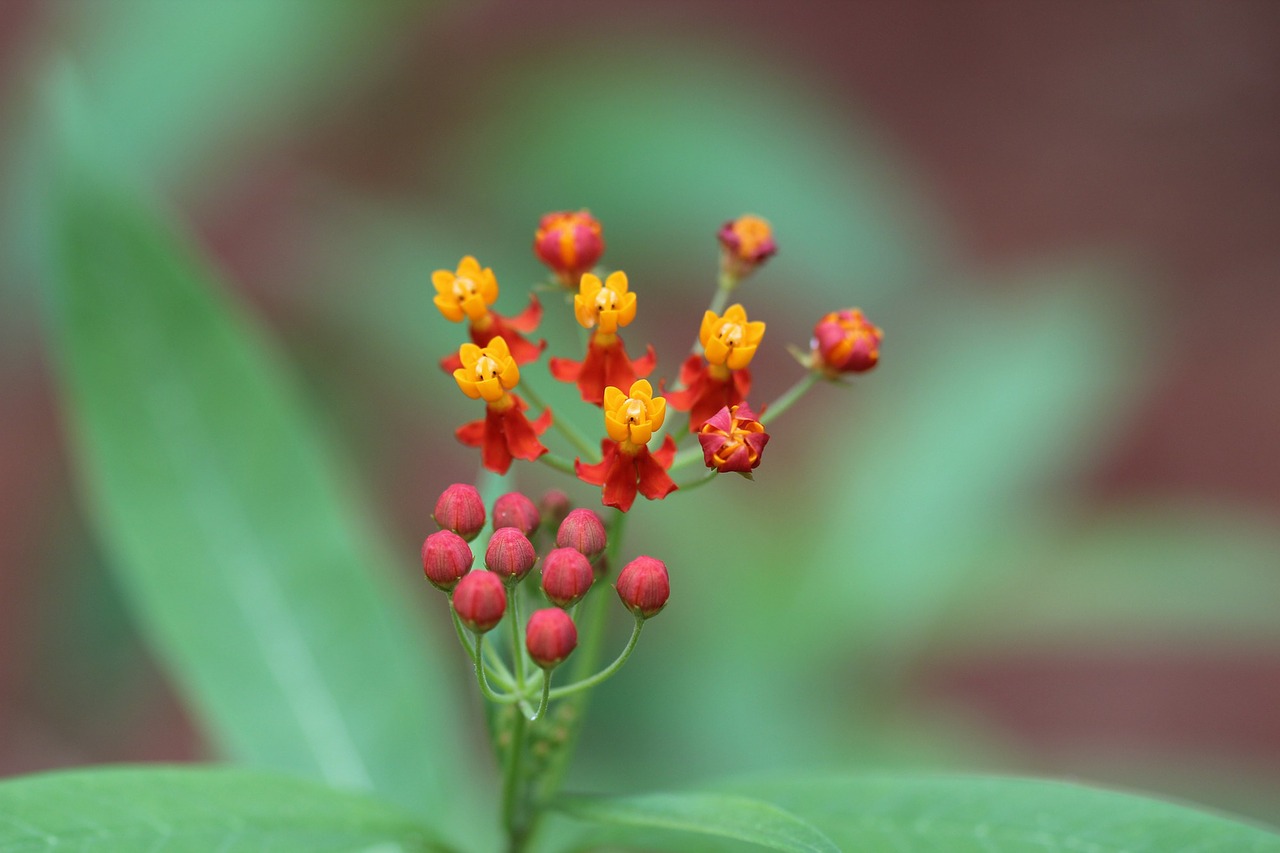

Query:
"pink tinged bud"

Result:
[[697, 404, 769, 474], [433, 483, 486, 542], [540, 547, 594, 607], [555, 508, 607, 560], [422, 530, 474, 591], [526, 607, 577, 669], [452, 571, 507, 633], [539, 489, 572, 530], [485, 527, 537, 582], [492, 491, 541, 537], [616, 556, 670, 619], [811, 309, 882, 374]]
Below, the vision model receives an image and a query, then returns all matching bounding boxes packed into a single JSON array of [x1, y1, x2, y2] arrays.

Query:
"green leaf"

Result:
[[550, 792, 840, 853], [37, 82, 491, 850], [725, 774, 1280, 852], [0, 765, 449, 852]]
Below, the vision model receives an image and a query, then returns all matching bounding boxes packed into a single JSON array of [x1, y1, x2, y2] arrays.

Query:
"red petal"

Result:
[[481, 409, 514, 474], [664, 361, 706, 411], [574, 441, 616, 486], [697, 430, 728, 467], [602, 340, 639, 394], [677, 354, 702, 386], [470, 317, 546, 366], [689, 376, 735, 429], [549, 356, 583, 382], [498, 406, 548, 462], [634, 448, 678, 501], [651, 434, 677, 469], [630, 343, 657, 379], [456, 419, 485, 447], [602, 454, 639, 512], [440, 352, 463, 374], [505, 294, 543, 333]]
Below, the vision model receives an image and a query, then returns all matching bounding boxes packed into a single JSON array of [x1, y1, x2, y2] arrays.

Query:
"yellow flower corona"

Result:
[[433, 256, 500, 325], [603, 380, 666, 449], [453, 337, 520, 404], [574, 271, 637, 335], [700, 303, 765, 370]]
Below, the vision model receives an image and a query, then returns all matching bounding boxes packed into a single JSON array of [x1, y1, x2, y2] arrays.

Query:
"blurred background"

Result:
[[2, 0, 1279, 827]]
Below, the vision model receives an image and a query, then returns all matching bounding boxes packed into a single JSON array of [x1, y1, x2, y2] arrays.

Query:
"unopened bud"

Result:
[[485, 527, 537, 582], [539, 489, 572, 530], [433, 483, 486, 541], [452, 571, 506, 633], [526, 608, 577, 669], [616, 556, 670, 619], [492, 491, 541, 537], [810, 308, 882, 375], [540, 547, 594, 607], [555, 508, 606, 560], [422, 530, 473, 591]]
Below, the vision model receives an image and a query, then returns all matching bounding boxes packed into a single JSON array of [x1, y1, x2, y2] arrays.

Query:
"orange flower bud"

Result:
[[811, 308, 882, 374], [526, 608, 577, 669], [452, 571, 506, 633], [717, 215, 776, 282], [422, 530, 474, 591], [616, 556, 669, 619], [534, 211, 604, 286]]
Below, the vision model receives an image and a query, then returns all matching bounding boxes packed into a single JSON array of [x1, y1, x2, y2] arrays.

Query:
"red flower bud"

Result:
[[492, 491, 541, 537], [534, 210, 605, 286], [539, 489, 572, 531], [810, 309, 882, 375], [540, 547, 594, 607], [485, 527, 537, 582], [616, 556, 670, 619], [433, 483, 486, 542], [526, 608, 577, 669], [422, 530, 473, 591], [698, 403, 769, 474], [452, 571, 506, 633], [555, 508, 607, 560]]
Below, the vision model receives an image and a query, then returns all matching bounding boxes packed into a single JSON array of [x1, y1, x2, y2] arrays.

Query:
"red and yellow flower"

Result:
[[665, 303, 765, 429], [453, 336, 551, 475], [575, 380, 677, 512], [534, 210, 605, 286], [434, 256, 545, 369], [717, 215, 777, 284], [549, 271, 656, 406], [698, 403, 769, 475], [809, 308, 882, 375]]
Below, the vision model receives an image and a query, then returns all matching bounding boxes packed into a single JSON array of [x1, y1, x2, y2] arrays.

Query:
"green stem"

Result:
[[527, 671, 553, 721], [546, 616, 644, 700], [471, 634, 520, 704], [501, 708, 528, 843], [450, 607, 516, 689], [761, 371, 822, 425], [537, 452, 576, 475], [668, 445, 704, 473], [675, 470, 717, 492], [520, 378, 598, 460], [530, 510, 627, 806]]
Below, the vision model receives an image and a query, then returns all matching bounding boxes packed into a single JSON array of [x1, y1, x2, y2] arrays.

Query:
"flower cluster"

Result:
[[429, 212, 883, 512], [421, 212, 883, 840]]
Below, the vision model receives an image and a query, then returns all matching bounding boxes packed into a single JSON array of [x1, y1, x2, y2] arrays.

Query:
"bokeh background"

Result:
[[2, 0, 1279, 827]]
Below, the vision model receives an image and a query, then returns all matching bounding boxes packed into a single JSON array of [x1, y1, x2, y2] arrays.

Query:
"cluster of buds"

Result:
[[424, 485, 669, 710]]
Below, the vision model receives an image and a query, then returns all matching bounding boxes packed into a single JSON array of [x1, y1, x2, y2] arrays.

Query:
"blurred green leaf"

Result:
[[38, 81, 492, 850], [937, 504, 1280, 648], [54, 0, 423, 187], [799, 270, 1147, 658], [548, 792, 839, 853], [0, 766, 449, 852], [723, 774, 1280, 852]]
